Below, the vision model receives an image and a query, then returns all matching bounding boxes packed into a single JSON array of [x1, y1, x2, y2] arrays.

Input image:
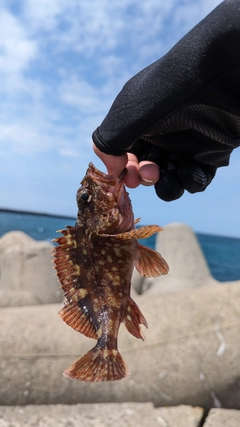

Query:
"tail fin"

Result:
[[63, 346, 129, 382]]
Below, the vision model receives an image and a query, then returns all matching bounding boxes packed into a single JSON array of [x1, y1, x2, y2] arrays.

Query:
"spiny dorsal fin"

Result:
[[53, 226, 99, 339], [134, 218, 141, 225], [53, 226, 79, 293]]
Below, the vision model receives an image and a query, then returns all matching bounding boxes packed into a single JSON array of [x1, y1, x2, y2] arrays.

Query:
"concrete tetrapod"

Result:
[[137, 223, 218, 295], [0, 231, 62, 304]]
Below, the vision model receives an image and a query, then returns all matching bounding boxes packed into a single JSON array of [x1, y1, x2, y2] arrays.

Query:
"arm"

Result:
[[93, 0, 240, 200]]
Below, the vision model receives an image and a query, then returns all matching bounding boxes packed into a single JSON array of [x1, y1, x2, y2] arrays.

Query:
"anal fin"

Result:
[[135, 244, 169, 277], [124, 297, 148, 341]]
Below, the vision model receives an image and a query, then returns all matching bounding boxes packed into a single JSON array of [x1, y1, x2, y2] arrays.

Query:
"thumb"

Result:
[[93, 143, 128, 177]]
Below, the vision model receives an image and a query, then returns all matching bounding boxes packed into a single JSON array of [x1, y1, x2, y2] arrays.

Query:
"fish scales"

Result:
[[53, 162, 169, 382]]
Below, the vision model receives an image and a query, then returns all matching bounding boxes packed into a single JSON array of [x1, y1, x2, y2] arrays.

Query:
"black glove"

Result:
[[93, 0, 240, 201]]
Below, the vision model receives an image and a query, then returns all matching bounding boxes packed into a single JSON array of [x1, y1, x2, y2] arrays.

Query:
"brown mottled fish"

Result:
[[53, 162, 168, 382]]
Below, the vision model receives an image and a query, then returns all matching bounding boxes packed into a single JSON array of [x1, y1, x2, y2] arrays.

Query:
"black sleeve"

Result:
[[92, 0, 240, 167]]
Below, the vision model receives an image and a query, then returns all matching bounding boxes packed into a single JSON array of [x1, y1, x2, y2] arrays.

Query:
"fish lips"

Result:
[[87, 162, 117, 187], [81, 162, 133, 233], [87, 162, 127, 207]]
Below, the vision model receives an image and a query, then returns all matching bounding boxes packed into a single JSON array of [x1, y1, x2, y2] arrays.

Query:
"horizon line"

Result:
[[0, 207, 75, 220]]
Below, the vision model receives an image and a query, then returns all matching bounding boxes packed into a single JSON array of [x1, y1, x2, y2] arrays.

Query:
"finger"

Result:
[[138, 161, 160, 186], [124, 153, 141, 188], [93, 143, 128, 177], [177, 163, 216, 193], [154, 170, 184, 201]]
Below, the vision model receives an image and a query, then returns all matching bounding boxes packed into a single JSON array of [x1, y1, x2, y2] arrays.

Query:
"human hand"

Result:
[[93, 143, 160, 188], [93, 142, 216, 201], [92, 0, 240, 201]]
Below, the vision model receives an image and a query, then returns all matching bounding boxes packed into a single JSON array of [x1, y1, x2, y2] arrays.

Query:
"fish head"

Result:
[[76, 163, 134, 235]]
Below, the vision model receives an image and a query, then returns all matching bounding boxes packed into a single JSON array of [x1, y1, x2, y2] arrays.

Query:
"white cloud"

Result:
[[58, 148, 80, 158], [59, 78, 103, 111], [172, 0, 223, 36], [0, 0, 223, 160], [19, 0, 176, 62], [0, 9, 37, 74], [0, 7, 41, 104], [0, 121, 57, 154], [23, 0, 67, 32], [2, 0, 234, 225]]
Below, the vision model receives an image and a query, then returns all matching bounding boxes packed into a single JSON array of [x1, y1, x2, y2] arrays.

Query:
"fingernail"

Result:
[[141, 178, 155, 186]]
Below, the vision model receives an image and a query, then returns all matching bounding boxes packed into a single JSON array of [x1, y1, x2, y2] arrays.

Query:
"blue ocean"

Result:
[[0, 209, 239, 283]]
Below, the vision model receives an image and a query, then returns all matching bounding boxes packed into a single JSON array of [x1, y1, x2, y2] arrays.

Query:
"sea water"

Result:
[[0, 209, 239, 282]]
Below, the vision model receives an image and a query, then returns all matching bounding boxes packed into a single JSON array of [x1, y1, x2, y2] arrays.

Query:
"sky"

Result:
[[0, 0, 239, 238]]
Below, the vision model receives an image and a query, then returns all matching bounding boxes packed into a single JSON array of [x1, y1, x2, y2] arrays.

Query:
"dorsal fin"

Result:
[[59, 297, 98, 339], [53, 226, 99, 339]]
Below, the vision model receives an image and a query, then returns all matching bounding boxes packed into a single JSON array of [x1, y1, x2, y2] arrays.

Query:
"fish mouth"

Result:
[[86, 163, 133, 231], [86, 162, 126, 194]]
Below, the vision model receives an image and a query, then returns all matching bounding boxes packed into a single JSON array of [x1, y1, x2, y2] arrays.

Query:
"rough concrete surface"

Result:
[[142, 223, 218, 295], [0, 290, 40, 308], [204, 408, 240, 426], [1, 405, 240, 426], [0, 231, 62, 304], [1, 224, 240, 425], [1, 281, 240, 408], [0, 403, 204, 427]]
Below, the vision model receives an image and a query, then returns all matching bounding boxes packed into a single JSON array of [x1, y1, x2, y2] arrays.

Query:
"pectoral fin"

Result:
[[135, 244, 169, 277], [100, 225, 163, 240]]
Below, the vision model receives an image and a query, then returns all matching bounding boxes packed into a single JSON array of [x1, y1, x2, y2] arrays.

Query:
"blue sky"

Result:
[[1, 0, 239, 237]]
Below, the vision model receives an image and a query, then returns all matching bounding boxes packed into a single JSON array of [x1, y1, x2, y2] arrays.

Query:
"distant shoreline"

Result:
[[0, 208, 75, 221], [0, 208, 239, 241]]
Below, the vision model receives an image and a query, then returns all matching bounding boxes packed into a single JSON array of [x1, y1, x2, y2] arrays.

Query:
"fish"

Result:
[[53, 162, 169, 382]]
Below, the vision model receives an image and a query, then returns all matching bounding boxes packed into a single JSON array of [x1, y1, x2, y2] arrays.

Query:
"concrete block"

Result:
[[156, 405, 204, 426], [0, 282, 240, 409], [131, 267, 145, 294], [0, 231, 62, 304], [143, 223, 218, 295], [0, 403, 204, 427], [204, 408, 240, 427], [0, 290, 39, 307]]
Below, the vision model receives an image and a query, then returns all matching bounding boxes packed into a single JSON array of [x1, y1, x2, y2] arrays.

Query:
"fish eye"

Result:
[[80, 191, 92, 203]]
